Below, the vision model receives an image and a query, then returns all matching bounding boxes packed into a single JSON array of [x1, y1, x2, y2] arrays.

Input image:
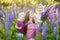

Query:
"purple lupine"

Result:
[[9, 9, 14, 22], [47, 3, 56, 22], [4, 8, 10, 36], [48, 3, 56, 10], [44, 4, 50, 13], [11, 4, 17, 16], [36, 24, 40, 34], [5, 13, 10, 36], [56, 19, 58, 24], [25, 5, 30, 10], [0, 4, 2, 9], [5, 21, 10, 36], [42, 22, 47, 40], [3, 7, 7, 15], [53, 27, 57, 40], [0, 10, 3, 17], [12, 4, 16, 13], [48, 12, 53, 21], [58, 5, 60, 18], [41, 4, 50, 19], [32, 6, 35, 11], [58, 7, 60, 24], [51, 20, 55, 31]]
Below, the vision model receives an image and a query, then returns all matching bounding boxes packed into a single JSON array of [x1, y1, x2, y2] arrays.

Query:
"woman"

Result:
[[25, 10, 37, 40], [26, 17, 37, 40], [23, 11, 30, 35]]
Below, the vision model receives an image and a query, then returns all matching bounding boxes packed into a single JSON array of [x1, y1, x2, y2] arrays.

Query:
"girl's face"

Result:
[[18, 12, 25, 21]]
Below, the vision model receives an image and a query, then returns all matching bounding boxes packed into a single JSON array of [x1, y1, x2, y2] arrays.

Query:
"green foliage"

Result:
[[56, 25, 60, 40], [0, 16, 60, 40], [55, 0, 60, 2], [34, 33, 42, 40], [46, 22, 54, 40]]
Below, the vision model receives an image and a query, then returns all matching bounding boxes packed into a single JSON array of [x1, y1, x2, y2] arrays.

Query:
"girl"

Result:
[[16, 11, 25, 37]]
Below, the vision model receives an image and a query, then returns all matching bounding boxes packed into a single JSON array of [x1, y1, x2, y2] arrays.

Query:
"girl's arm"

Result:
[[15, 24, 22, 29]]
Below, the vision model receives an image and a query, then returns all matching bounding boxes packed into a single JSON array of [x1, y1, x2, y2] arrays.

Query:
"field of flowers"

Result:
[[0, 0, 60, 40], [0, 16, 60, 40]]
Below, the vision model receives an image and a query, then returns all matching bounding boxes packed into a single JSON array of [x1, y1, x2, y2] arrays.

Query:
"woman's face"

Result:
[[29, 10, 34, 19]]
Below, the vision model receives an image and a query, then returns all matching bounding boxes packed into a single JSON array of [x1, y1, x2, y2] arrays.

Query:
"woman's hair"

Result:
[[23, 11, 30, 23], [23, 11, 30, 35], [23, 11, 35, 35], [32, 18, 35, 23]]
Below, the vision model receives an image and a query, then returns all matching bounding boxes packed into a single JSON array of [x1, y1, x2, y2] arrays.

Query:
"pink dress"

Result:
[[26, 23, 36, 40]]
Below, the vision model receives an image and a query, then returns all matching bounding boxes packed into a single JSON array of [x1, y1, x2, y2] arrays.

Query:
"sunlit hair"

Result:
[[23, 11, 30, 23], [23, 10, 30, 35], [32, 18, 35, 23]]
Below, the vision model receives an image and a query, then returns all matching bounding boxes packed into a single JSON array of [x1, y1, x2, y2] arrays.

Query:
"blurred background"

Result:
[[0, 0, 60, 40]]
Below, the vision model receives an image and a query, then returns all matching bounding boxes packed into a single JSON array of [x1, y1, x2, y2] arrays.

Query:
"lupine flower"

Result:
[[53, 27, 57, 40], [46, 3, 56, 22], [25, 5, 30, 10], [0, 4, 2, 9], [58, 5, 60, 24], [44, 4, 50, 13], [5, 13, 10, 36], [42, 22, 47, 40], [0, 10, 3, 17], [41, 5, 50, 22], [3, 7, 7, 15], [11, 4, 17, 16], [9, 9, 14, 22], [5, 22, 10, 36], [32, 6, 35, 11], [56, 18, 60, 24], [36, 24, 40, 34], [4, 9, 10, 36], [58, 5, 60, 14], [11, 4, 16, 13], [48, 3, 56, 10], [51, 20, 55, 31]]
